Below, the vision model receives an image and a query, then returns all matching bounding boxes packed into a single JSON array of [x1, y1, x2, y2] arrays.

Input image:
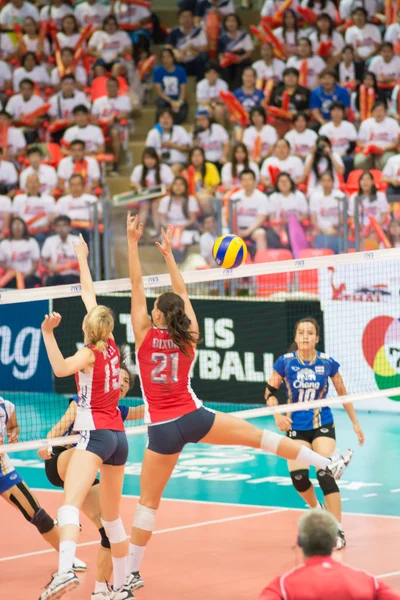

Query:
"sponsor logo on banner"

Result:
[[320, 266, 396, 302], [362, 316, 400, 401]]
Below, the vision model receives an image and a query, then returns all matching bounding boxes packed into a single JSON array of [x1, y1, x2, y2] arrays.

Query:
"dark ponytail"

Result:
[[288, 317, 320, 351], [157, 292, 198, 356]]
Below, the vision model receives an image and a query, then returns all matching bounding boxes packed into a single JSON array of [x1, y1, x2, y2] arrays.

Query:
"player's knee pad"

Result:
[[290, 469, 312, 493], [133, 503, 156, 532], [31, 508, 55, 534], [101, 517, 126, 544], [260, 430, 281, 454], [57, 504, 80, 528], [317, 469, 339, 496], [99, 526, 111, 549]]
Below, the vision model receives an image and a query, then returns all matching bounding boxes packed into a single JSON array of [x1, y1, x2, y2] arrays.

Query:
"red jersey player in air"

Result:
[[123, 214, 354, 592]]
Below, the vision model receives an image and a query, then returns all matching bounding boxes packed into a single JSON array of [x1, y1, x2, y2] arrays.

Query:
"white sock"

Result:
[[297, 446, 330, 470], [112, 555, 127, 590], [58, 540, 77, 574], [94, 581, 108, 593], [129, 543, 146, 573]]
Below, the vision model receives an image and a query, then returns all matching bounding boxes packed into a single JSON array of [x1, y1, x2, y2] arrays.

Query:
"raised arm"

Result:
[[156, 226, 199, 340], [73, 234, 97, 313], [127, 213, 152, 348], [41, 312, 94, 377]]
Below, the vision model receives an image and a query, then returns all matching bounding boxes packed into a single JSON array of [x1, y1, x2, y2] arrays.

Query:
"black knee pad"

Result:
[[317, 469, 339, 496], [290, 469, 312, 493], [31, 508, 56, 534], [99, 526, 111, 549]]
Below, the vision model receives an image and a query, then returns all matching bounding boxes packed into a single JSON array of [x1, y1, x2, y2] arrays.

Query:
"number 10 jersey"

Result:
[[136, 327, 202, 424]]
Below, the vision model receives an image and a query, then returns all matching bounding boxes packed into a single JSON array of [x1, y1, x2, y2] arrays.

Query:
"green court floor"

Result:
[[8, 410, 400, 517]]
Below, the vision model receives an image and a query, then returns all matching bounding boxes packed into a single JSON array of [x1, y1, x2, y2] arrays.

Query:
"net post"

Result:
[[102, 200, 111, 280], [93, 203, 101, 282], [342, 194, 348, 254], [354, 196, 360, 252]]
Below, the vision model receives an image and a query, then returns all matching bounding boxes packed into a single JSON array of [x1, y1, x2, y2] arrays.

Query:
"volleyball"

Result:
[[212, 235, 248, 269]]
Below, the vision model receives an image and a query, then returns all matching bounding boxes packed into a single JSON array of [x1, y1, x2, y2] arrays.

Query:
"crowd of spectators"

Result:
[[0, 0, 400, 286]]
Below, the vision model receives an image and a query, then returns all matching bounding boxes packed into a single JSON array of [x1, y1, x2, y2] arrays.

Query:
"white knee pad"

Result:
[[57, 505, 80, 528], [100, 517, 126, 544], [133, 503, 156, 532], [260, 429, 282, 454]]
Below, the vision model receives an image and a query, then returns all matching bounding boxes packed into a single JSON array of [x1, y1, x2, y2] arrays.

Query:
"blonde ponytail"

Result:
[[85, 305, 114, 351]]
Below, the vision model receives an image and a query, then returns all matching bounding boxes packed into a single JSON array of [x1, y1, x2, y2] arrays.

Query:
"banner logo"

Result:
[[362, 316, 400, 401]]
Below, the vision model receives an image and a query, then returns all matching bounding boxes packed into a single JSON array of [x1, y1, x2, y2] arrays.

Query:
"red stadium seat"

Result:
[[297, 248, 334, 295], [42, 143, 63, 167], [346, 169, 387, 195], [90, 76, 129, 102], [254, 249, 293, 296]]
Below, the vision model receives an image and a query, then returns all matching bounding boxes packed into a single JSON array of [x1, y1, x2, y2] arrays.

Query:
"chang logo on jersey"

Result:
[[293, 368, 320, 390]]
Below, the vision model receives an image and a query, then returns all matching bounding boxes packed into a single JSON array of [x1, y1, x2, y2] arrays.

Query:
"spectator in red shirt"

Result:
[[258, 510, 400, 600]]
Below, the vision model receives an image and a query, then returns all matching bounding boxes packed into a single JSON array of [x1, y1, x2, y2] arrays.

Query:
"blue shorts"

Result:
[[76, 430, 128, 466], [147, 406, 216, 455], [0, 470, 23, 494]]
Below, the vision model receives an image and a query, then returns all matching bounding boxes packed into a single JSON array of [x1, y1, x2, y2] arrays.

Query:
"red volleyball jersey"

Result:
[[74, 337, 124, 431], [136, 327, 202, 424]]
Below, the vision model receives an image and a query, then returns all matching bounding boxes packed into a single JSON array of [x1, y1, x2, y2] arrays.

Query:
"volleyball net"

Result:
[[1, 247, 400, 454]]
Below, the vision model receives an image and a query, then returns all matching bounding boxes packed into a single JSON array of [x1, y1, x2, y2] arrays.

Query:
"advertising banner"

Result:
[[53, 295, 323, 404], [0, 299, 52, 393], [323, 301, 400, 411]]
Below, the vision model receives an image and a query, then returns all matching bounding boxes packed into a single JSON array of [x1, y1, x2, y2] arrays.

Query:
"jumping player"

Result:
[[38, 360, 144, 600], [265, 317, 364, 550], [40, 235, 133, 600], [124, 215, 353, 591], [0, 398, 87, 572]]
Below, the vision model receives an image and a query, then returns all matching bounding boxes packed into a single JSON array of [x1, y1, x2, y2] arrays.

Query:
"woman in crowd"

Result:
[[0, 216, 41, 288], [304, 135, 344, 195]]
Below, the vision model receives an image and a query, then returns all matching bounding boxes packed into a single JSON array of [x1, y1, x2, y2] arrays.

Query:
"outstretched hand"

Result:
[[127, 212, 143, 243], [73, 233, 89, 259], [155, 226, 173, 257], [42, 312, 62, 333]]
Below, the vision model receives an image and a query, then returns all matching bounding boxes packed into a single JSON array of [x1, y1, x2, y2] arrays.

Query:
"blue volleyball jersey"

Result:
[[233, 87, 265, 112], [65, 395, 129, 437], [273, 352, 340, 431]]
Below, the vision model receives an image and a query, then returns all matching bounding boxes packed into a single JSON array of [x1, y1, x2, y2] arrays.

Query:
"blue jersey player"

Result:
[[265, 317, 364, 550]]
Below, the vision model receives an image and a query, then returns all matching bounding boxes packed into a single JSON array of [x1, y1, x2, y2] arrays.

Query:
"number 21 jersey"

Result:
[[136, 327, 202, 424], [273, 351, 340, 431]]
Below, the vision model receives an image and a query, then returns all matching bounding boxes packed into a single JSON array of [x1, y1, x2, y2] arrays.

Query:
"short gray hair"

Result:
[[298, 510, 338, 556]]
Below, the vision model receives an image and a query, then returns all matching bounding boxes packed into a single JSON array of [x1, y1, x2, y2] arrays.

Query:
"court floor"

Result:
[[1, 410, 400, 599]]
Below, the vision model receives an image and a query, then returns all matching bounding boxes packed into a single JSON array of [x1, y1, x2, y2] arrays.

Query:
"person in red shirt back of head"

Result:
[[258, 510, 400, 600]]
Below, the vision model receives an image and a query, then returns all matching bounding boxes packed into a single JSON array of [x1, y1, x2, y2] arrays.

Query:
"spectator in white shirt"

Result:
[[92, 76, 131, 175], [74, 0, 110, 29], [243, 106, 278, 164], [221, 142, 260, 188], [157, 175, 200, 253], [42, 215, 80, 286], [13, 174, 56, 240], [355, 101, 399, 171], [273, 9, 300, 59], [196, 62, 229, 125], [369, 43, 400, 94], [0, 216, 40, 288], [50, 47, 88, 91], [199, 213, 218, 266], [57, 174, 100, 229], [230, 168, 268, 251], [12, 51, 51, 92], [261, 139, 305, 188], [345, 7, 381, 62], [320, 101, 357, 179], [285, 113, 318, 162], [382, 154, 400, 200], [0, 110, 26, 163], [40, 0, 74, 30], [348, 171, 389, 241], [0, 0, 39, 31], [0, 193, 12, 238], [131, 147, 174, 234], [57, 140, 101, 193], [48, 74, 90, 143], [88, 15, 132, 78], [309, 171, 345, 254], [0, 58, 12, 97], [309, 13, 344, 61], [287, 38, 326, 90], [56, 14, 81, 50], [192, 108, 230, 168], [62, 104, 105, 156], [19, 146, 58, 196], [268, 172, 309, 225], [252, 41, 285, 85], [6, 78, 45, 144], [22, 16, 51, 60], [384, 8, 400, 47], [145, 108, 191, 173], [304, 135, 344, 195]]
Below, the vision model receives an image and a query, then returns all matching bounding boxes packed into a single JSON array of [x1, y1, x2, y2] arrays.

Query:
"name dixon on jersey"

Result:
[[152, 338, 178, 350]]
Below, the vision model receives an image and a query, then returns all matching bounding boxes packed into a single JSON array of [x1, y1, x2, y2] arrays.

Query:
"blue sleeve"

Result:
[[152, 66, 163, 84], [177, 66, 187, 85], [328, 357, 340, 377], [257, 90, 265, 103], [338, 86, 350, 107], [119, 405, 129, 422], [273, 355, 285, 377], [166, 29, 177, 46], [309, 89, 321, 110], [233, 88, 243, 101], [69, 395, 78, 404]]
